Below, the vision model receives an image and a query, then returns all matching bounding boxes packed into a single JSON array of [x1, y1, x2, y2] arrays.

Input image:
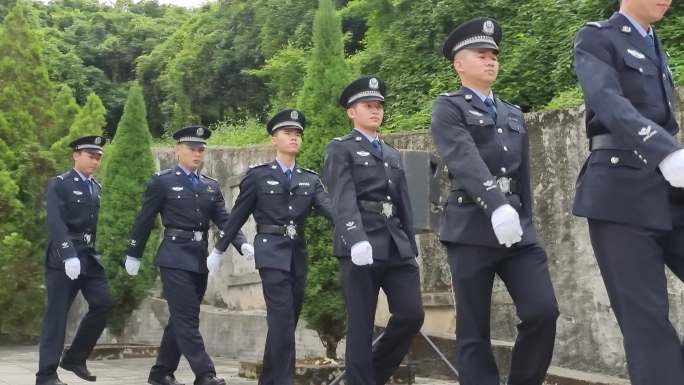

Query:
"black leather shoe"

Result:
[[148, 374, 186, 385], [36, 376, 68, 385], [59, 361, 96, 382], [193, 374, 226, 385]]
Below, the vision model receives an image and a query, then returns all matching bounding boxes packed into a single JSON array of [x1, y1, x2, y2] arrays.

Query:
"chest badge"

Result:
[[298, 182, 311, 187], [72, 190, 83, 196], [627, 49, 645, 60], [356, 151, 371, 157], [267, 180, 280, 185], [172, 186, 184, 191], [469, 110, 484, 117]]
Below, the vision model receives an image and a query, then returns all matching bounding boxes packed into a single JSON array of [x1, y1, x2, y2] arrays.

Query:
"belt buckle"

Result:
[[381, 202, 393, 218], [497, 177, 511, 194], [193, 231, 203, 242], [83, 233, 92, 245], [285, 224, 298, 239]]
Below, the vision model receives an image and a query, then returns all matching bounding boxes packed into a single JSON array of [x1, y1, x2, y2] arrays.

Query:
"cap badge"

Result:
[[196, 127, 204, 136], [94, 137, 102, 145], [290, 110, 299, 120], [369, 77, 379, 90], [483, 20, 495, 35]]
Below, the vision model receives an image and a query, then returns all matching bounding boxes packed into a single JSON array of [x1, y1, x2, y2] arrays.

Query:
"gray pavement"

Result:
[[0, 346, 453, 385]]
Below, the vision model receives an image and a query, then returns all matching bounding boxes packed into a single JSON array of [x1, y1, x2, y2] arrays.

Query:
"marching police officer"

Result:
[[430, 18, 559, 385], [323, 76, 425, 385], [123, 126, 253, 385], [36, 136, 113, 385], [573, 1, 683, 384], [208, 109, 333, 385]]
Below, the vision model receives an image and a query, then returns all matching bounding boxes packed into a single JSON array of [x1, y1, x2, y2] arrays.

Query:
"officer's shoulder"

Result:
[[154, 168, 174, 177], [298, 167, 319, 176], [54, 170, 72, 181], [382, 140, 399, 152], [92, 178, 102, 188], [499, 99, 522, 113], [332, 133, 355, 142], [247, 162, 271, 172], [200, 173, 218, 182], [584, 20, 611, 30]]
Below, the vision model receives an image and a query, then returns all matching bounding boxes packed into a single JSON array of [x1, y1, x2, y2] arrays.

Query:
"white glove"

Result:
[[659, 149, 684, 188], [350, 241, 373, 266], [125, 256, 140, 276], [64, 257, 81, 280], [491, 204, 523, 248], [207, 248, 223, 273], [241, 243, 255, 260]]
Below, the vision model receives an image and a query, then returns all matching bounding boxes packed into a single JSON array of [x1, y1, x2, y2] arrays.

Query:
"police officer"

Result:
[[430, 18, 559, 385], [36, 136, 113, 385], [573, 1, 683, 384], [323, 76, 425, 385], [123, 126, 254, 385], [208, 109, 333, 385]]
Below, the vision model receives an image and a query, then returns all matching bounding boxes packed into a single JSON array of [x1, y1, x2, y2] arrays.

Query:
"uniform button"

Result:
[[638, 154, 643, 159], [503, 146, 508, 151], [304, 192, 308, 195], [384, 162, 389, 168], [500, 167, 506, 173], [288, 206, 293, 210], [364, 161, 369, 166], [387, 196, 391, 200], [497, 128, 503, 134], [177, 195, 181, 198], [388, 179, 393, 184], [663, 74, 667, 80], [484, 204, 488, 209], [476, 197, 481, 202], [610, 157, 620, 164], [270, 190, 274, 194], [457, 197, 463, 204], [290, 192, 294, 196], [290, 220, 294, 224], [262, 239, 268, 243], [195, 194, 199, 198], [644, 159, 648, 164], [638, 67, 643, 73], [195, 208, 200, 212], [479, 120, 484, 124]]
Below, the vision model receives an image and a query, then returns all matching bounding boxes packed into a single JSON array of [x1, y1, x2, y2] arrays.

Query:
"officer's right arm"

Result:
[[214, 170, 257, 253], [323, 141, 368, 247], [46, 177, 77, 261], [574, 26, 681, 169], [126, 176, 165, 259], [430, 97, 508, 217]]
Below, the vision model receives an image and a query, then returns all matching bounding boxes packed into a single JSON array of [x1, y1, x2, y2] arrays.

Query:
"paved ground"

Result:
[[0, 346, 453, 385]]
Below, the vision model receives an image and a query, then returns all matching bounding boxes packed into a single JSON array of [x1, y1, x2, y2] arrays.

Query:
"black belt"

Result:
[[453, 177, 519, 205], [257, 224, 303, 239], [164, 228, 207, 242], [590, 134, 631, 151], [359, 200, 396, 218], [68, 232, 95, 245]]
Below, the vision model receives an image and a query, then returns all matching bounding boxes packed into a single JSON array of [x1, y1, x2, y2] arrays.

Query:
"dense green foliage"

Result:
[[98, 83, 160, 335]]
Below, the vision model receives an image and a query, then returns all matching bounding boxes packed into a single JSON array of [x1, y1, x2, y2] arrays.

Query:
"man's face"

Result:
[[175, 142, 206, 170], [454, 48, 499, 86], [271, 127, 302, 155], [72, 150, 102, 176], [347, 100, 384, 131], [623, 0, 672, 24]]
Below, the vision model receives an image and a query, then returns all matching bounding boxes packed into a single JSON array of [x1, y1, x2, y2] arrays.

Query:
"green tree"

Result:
[[296, 0, 352, 359], [51, 92, 107, 170], [98, 83, 160, 335], [50, 84, 81, 146], [0, 1, 57, 340]]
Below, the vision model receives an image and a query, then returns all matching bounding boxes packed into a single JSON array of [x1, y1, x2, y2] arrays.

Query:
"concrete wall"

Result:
[[68, 88, 684, 378]]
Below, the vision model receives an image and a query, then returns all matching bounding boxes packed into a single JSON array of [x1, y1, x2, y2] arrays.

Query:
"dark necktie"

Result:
[[284, 169, 292, 189], [86, 179, 93, 196], [372, 139, 383, 156], [484, 97, 498, 121], [190, 173, 200, 189], [645, 33, 657, 57]]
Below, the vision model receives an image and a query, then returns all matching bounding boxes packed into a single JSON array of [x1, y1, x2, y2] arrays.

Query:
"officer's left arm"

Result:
[[519, 119, 535, 219], [312, 176, 334, 223], [46, 177, 78, 261], [126, 176, 165, 259], [210, 184, 248, 254], [396, 163, 419, 256], [574, 26, 681, 169]]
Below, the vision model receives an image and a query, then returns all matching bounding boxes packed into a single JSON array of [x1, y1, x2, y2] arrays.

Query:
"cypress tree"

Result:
[[50, 84, 81, 146], [98, 83, 160, 335], [296, 0, 353, 359]]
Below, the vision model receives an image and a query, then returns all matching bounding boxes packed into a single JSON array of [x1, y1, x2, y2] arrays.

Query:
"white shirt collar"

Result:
[[620, 11, 653, 38], [72, 168, 91, 182], [353, 128, 379, 143]]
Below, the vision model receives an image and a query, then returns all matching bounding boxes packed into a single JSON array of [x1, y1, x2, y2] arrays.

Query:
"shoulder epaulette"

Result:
[[299, 167, 319, 176], [500, 99, 522, 111], [440, 90, 458, 97], [248, 162, 271, 169], [92, 178, 102, 188], [200, 173, 218, 182], [155, 169, 174, 177], [585, 20, 610, 29], [333, 133, 355, 142], [55, 171, 71, 181]]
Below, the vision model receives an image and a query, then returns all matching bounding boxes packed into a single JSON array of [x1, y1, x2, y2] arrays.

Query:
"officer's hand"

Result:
[[207, 248, 223, 274], [491, 204, 523, 248], [64, 257, 81, 280], [125, 256, 141, 276], [241, 243, 255, 260], [350, 241, 373, 266], [659, 149, 684, 188]]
